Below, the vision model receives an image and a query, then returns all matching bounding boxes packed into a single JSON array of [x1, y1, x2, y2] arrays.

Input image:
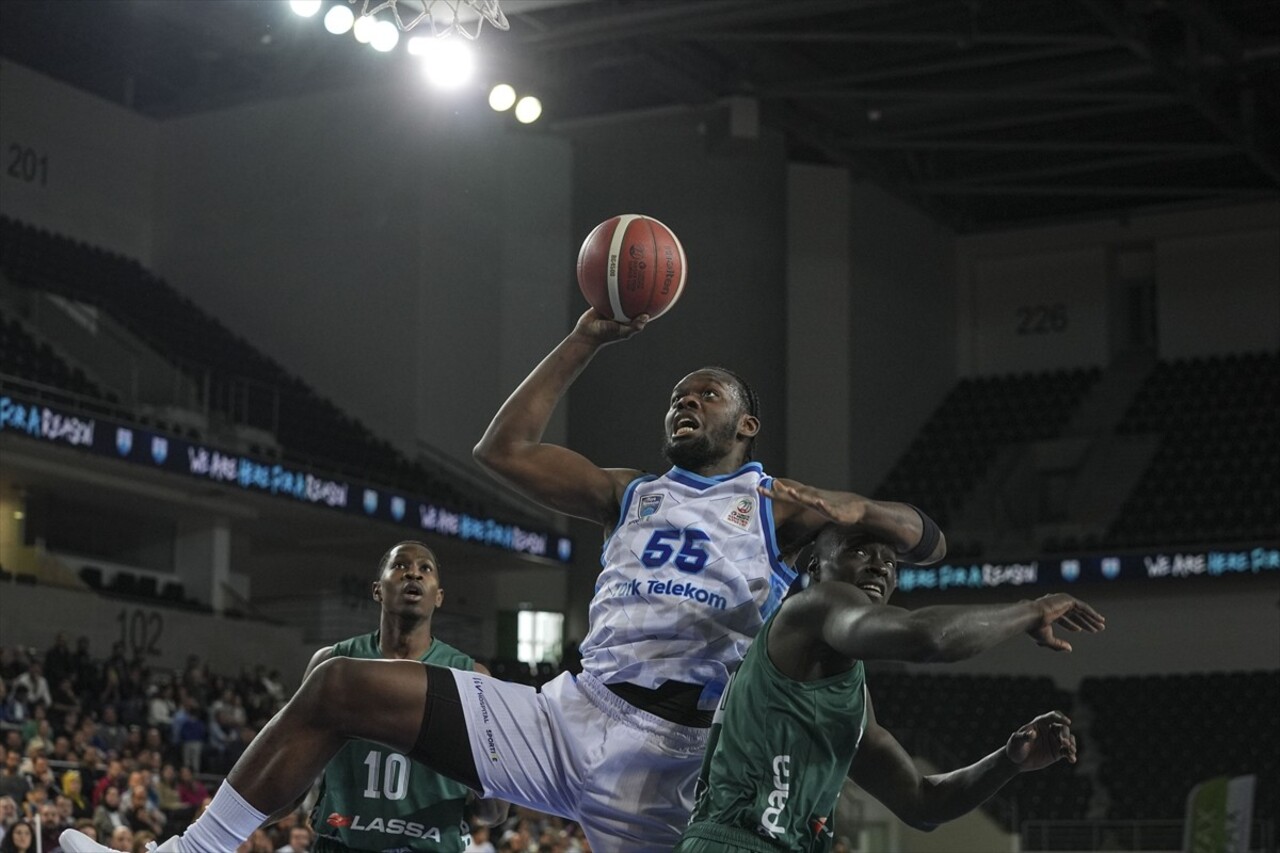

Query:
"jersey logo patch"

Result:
[[724, 496, 755, 529], [759, 754, 791, 838], [639, 494, 664, 518], [327, 813, 352, 828]]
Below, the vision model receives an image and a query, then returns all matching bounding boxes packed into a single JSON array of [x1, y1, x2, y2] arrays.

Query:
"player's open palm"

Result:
[[1026, 593, 1106, 652], [572, 308, 648, 346], [757, 479, 859, 524], [1006, 711, 1077, 771]]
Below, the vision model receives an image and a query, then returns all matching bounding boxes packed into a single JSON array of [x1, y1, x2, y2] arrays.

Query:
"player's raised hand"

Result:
[[1005, 711, 1077, 771], [1026, 594, 1106, 652], [757, 479, 865, 525], [571, 308, 648, 347]]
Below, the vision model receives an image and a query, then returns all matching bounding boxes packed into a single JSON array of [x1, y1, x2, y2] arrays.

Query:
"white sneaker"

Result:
[[59, 828, 186, 852], [57, 829, 114, 852]]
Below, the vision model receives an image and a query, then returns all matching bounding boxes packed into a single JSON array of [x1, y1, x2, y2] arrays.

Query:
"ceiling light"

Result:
[[324, 4, 355, 34], [289, 0, 322, 17], [489, 84, 516, 111], [371, 19, 400, 52], [353, 13, 378, 44], [419, 39, 474, 89], [514, 96, 542, 124]]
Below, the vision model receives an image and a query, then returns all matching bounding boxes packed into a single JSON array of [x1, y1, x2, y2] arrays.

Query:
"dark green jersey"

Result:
[[681, 611, 867, 853], [311, 632, 474, 853]]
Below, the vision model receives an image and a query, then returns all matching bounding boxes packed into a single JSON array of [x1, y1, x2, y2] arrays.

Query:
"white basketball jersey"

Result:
[[579, 462, 796, 706]]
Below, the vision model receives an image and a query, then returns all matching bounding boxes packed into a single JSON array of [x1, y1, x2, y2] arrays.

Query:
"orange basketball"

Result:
[[576, 215, 687, 322]]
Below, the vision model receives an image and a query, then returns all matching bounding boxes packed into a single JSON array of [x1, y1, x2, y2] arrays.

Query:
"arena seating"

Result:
[[76, 565, 200, 613], [877, 352, 1278, 554], [0, 216, 479, 513], [1081, 671, 1279, 823], [1106, 353, 1280, 548], [0, 306, 112, 405], [876, 369, 1101, 533]]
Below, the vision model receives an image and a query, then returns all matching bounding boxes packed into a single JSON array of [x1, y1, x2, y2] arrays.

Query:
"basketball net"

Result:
[[350, 0, 509, 38]]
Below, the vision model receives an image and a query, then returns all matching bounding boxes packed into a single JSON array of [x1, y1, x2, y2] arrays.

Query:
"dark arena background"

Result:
[[0, 1, 1277, 851]]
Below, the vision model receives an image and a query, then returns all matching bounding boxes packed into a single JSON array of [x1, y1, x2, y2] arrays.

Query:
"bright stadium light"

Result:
[[289, 0, 322, 17], [353, 13, 378, 44], [489, 84, 517, 111], [419, 39, 474, 89], [514, 95, 542, 124], [371, 19, 400, 52], [324, 4, 355, 34], [406, 36, 431, 56]]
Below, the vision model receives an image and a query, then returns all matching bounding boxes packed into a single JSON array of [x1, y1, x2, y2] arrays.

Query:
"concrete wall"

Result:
[[956, 201, 1280, 374], [1156, 226, 1280, 358], [0, 60, 158, 262], [151, 82, 574, 468], [787, 163, 852, 489], [848, 181, 957, 491], [0, 582, 312, 681], [969, 247, 1109, 373]]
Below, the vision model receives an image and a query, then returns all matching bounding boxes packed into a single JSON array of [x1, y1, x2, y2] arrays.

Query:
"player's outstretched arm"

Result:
[[851, 699, 1077, 831], [763, 480, 947, 565], [778, 586, 1105, 665], [474, 308, 648, 526]]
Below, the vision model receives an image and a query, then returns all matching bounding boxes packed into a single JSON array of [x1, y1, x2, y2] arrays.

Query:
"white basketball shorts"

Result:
[[447, 668, 709, 852]]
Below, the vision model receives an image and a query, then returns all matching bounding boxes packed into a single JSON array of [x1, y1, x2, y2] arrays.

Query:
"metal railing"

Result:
[[2, 278, 554, 525]]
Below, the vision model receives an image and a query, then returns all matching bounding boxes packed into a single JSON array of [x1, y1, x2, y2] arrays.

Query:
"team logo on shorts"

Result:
[[639, 494, 664, 518], [116, 427, 133, 456], [724, 497, 755, 529]]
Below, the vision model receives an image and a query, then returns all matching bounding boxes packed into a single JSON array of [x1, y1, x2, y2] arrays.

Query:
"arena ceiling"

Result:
[[3, 0, 1278, 230]]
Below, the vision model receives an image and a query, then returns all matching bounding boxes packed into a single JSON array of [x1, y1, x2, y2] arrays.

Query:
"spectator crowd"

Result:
[[0, 634, 629, 853], [0, 634, 300, 853]]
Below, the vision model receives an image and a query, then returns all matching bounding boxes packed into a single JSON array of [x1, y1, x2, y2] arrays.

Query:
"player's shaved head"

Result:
[[810, 527, 887, 577], [375, 541, 438, 578]]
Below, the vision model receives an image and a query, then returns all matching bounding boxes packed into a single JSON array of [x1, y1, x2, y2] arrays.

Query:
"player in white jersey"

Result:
[[61, 310, 947, 853]]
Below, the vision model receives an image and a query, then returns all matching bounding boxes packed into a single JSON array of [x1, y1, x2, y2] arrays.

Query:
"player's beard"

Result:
[[662, 419, 739, 471]]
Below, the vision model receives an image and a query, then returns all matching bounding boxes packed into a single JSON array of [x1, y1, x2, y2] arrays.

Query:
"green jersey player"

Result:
[[676, 482, 1106, 852], [305, 542, 506, 852]]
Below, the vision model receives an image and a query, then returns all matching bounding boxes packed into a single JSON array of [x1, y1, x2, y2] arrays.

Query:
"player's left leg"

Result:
[[62, 658, 435, 853], [228, 657, 432, 807]]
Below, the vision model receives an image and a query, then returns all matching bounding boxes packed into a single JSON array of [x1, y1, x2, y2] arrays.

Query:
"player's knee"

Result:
[[301, 656, 362, 722]]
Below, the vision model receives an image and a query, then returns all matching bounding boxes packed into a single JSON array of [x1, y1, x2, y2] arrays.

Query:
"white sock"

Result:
[[179, 781, 269, 853]]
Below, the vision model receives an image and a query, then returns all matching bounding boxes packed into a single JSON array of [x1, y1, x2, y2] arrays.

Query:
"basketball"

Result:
[[576, 214, 687, 322]]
